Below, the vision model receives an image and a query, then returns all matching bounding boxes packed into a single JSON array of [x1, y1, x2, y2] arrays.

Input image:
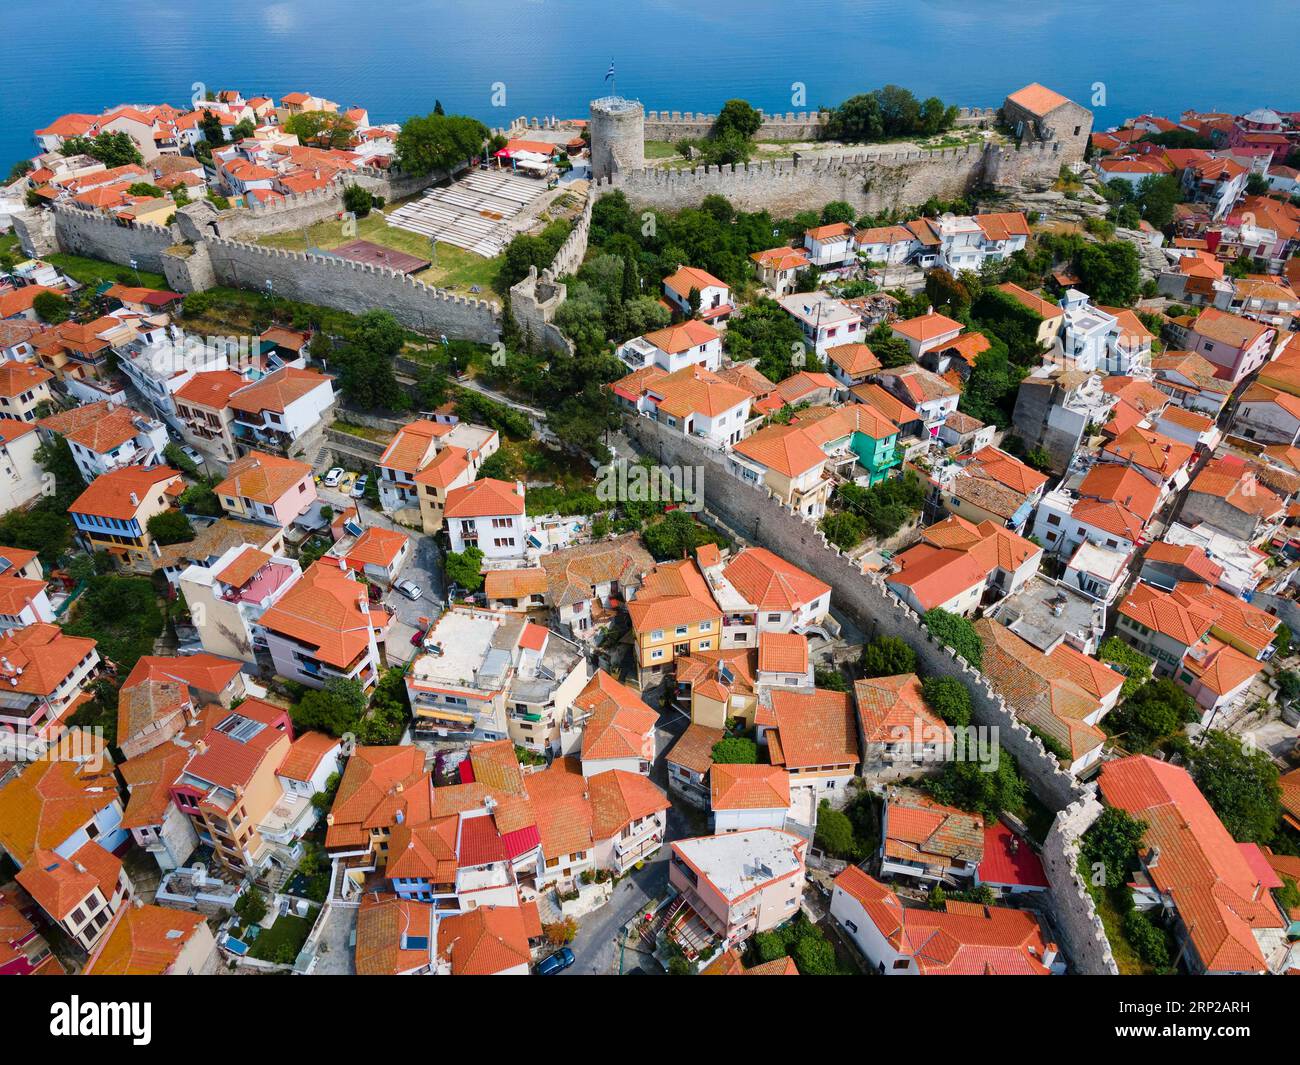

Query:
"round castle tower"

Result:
[[589, 96, 644, 182]]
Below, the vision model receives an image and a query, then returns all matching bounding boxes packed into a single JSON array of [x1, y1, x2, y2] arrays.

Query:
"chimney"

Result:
[[1042, 945, 1058, 968], [129, 491, 139, 506]]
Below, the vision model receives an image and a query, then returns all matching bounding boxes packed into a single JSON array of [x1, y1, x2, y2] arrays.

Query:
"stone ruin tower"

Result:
[[589, 97, 645, 182]]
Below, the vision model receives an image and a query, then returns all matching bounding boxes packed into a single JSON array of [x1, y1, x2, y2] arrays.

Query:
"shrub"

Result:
[[921, 608, 983, 667], [813, 801, 857, 859], [1122, 909, 1171, 969], [921, 676, 973, 726], [860, 634, 916, 678], [711, 737, 758, 764]]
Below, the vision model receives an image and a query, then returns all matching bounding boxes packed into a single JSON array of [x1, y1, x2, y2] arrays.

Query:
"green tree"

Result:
[[861, 635, 916, 678], [396, 112, 490, 174], [234, 886, 268, 925], [61, 130, 143, 168], [342, 183, 374, 218], [1099, 637, 1153, 698], [1177, 729, 1282, 843], [284, 110, 356, 149], [642, 510, 698, 561], [1081, 807, 1148, 889], [292, 678, 367, 738], [711, 737, 758, 764], [921, 608, 983, 667], [146, 510, 195, 545], [32, 290, 70, 324], [791, 935, 836, 976], [819, 510, 867, 551], [922, 676, 973, 726], [444, 546, 486, 593], [814, 801, 858, 859], [724, 298, 820, 382], [1134, 174, 1183, 230], [335, 309, 406, 410], [714, 99, 763, 140], [928, 753, 1026, 820], [1075, 241, 1142, 307], [1109, 677, 1198, 751]]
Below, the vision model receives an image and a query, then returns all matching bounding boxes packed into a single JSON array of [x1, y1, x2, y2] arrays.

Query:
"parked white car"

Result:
[[322, 467, 344, 488]]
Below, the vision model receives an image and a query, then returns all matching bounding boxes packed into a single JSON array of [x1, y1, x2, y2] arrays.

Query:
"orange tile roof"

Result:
[[576, 671, 658, 762], [642, 319, 721, 355], [523, 757, 593, 858], [18, 841, 121, 921], [0, 758, 119, 862], [1103, 426, 1194, 479], [1188, 455, 1283, 519], [1099, 755, 1284, 973], [377, 420, 449, 473], [215, 546, 271, 588], [1118, 582, 1214, 646], [0, 623, 97, 699], [326, 746, 429, 849], [853, 673, 951, 746], [228, 366, 332, 415], [0, 361, 53, 398], [587, 768, 670, 839], [823, 341, 880, 377], [215, 450, 312, 505], [353, 892, 434, 975], [68, 465, 182, 521], [833, 865, 1054, 974], [974, 620, 1107, 760], [444, 477, 525, 519], [86, 904, 205, 975], [884, 787, 984, 866], [722, 547, 829, 613], [1190, 307, 1271, 350], [174, 369, 247, 409], [732, 422, 827, 478], [626, 558, 721, 633], [757, 631, 809, 674], [341, 526, 409, 569], [412, 444, 472, 489], [278, 731, 339, 782], [645, 363, 751, 418], [711, 764, 790, 811], [975, 213, 1031, 242], [966, 446, 1048, 496], [257, 561, 389, 669], [437, 905, 532, 975], [1007, 83, 1072, 117], [751, 246, 809, 272], [119, 743, 190, 830], [666, 723, 725, 776], [766, 688, 858, 770], [38, 400, 147, 455], [892, 312, 962, 343]]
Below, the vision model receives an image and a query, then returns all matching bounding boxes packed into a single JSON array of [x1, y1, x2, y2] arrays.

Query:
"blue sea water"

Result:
[[1, 0, 1297, 169]]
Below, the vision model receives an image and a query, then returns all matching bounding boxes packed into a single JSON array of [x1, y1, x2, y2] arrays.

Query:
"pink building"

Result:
[[666, 829, 807, 956], [1169, 307, 1276, 384], [215, 450, 317, 527]]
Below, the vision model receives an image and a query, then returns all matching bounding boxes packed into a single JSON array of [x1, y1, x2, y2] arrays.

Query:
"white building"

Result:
[[445, 478, 529, 562]]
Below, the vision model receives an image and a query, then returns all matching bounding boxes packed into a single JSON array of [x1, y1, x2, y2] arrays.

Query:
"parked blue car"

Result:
[[536, 947, 576, 975]]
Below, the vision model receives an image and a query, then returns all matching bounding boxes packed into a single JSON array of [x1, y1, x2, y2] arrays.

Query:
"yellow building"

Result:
[[627, 559, 722, 677]]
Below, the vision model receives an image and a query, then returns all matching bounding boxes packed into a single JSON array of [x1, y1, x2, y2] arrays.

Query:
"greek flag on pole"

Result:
[[605, 61, 615, 81]]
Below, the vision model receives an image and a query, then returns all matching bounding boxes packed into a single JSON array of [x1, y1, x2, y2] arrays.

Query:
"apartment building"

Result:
[[667, 829, 807, 953], [0, 758, 131, 952], [694, 545, 831, 648], [254, 560, 391, 691], [730, 422, 833, 520], [0, 417, 45, 515], [214, 450, 317, 527], [445, 478, 528, 561], [174, 369, 246, 469], [115, 653, 245, 761], [38, 400, 170, 483], [67, 465, 184, 569], [405, 609, 588, 748], [627, 558, 723, 678], [178, 543, 302, 663], [0, 361, 54, 422], [0, 624, 100, 754], [226, 366, 335, 457]]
